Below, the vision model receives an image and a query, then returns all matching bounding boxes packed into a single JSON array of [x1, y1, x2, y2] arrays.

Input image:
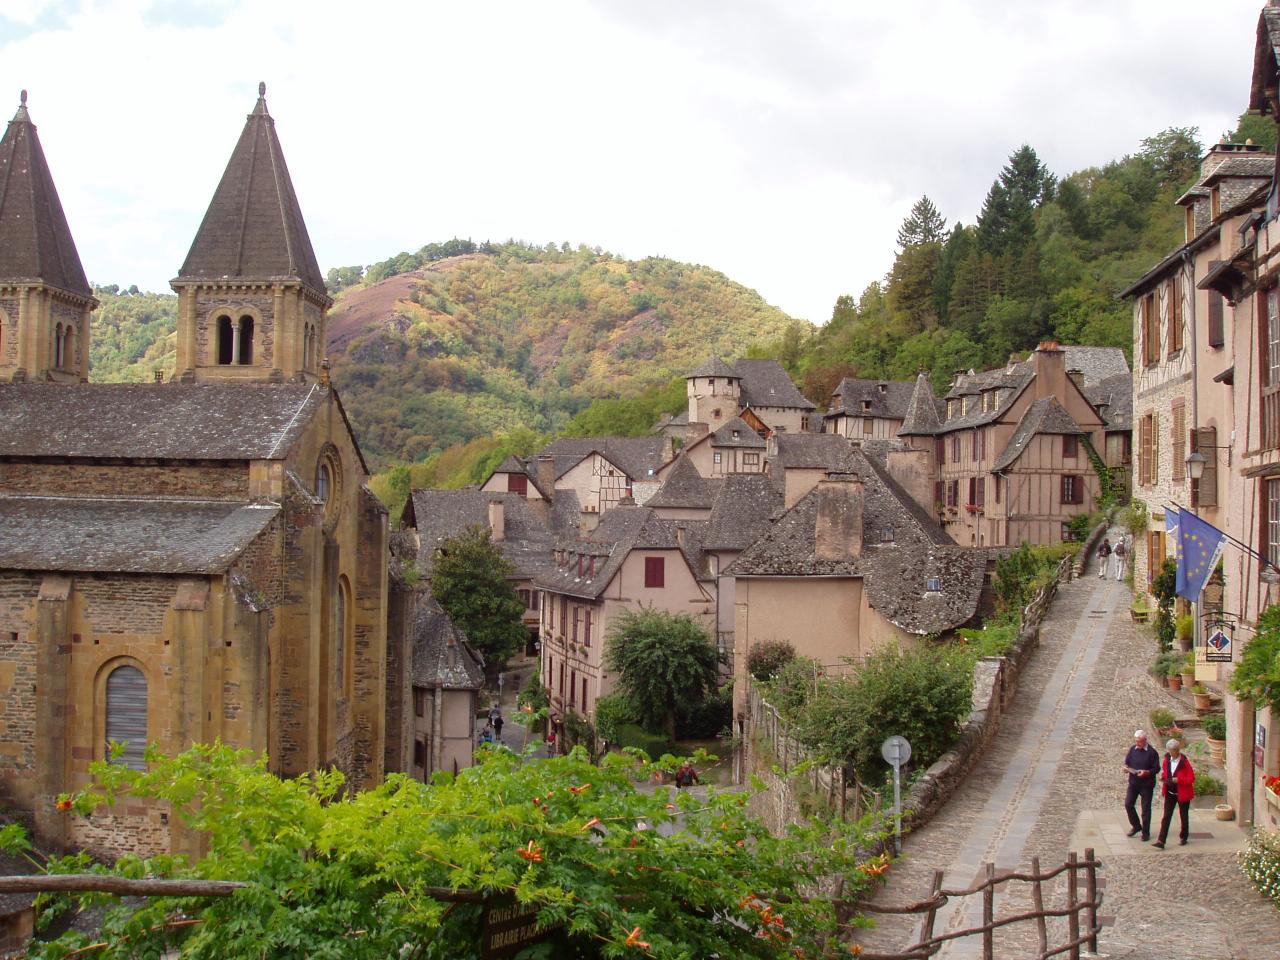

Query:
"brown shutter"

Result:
[[1196, 427, 1218, 507], [1172, 405, 1185, 482], [1207, 263, 1225, 348], [105, 665, 148, 770]]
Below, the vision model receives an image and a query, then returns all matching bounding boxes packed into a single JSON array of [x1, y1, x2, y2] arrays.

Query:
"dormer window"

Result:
[[1185, 205, 1195, 241], [925, 577, 943, 593], [881, 527, 895, 543], [946, 400, 955, 420], [1211, 185, 1221, 220], [862, 399, 872, 412]]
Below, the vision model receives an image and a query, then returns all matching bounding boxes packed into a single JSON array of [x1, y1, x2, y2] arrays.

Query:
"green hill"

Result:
[[86, 241, 804, 468]]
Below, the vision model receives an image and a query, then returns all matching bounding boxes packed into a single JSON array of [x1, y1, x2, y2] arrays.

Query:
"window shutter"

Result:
[[1207, 265, 1225, 348], [644, 556, 665, 588], [508, 473, 528, 496], [934, 480, 944, 506], [968, 477, 976, 505], [105, 665, 148, 770], [1172, 405, 1185, 482], [1196, 427, 1218, 507]]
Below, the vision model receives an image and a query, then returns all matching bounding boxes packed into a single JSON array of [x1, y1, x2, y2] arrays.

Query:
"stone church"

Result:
[[0, 87, 388, 857]]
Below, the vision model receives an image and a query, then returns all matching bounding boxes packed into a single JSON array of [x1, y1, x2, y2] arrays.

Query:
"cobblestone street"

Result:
[[854, 537, 1280, 959]]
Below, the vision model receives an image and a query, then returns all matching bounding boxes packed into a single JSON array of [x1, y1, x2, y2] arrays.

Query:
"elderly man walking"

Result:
[[1122, 729, 1160, 841]]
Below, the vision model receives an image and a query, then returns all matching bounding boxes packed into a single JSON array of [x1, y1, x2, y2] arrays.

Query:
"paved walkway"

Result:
[[854, 531, 1280, 960]]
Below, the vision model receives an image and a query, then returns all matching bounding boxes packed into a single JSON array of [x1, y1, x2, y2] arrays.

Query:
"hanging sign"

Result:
[[1202, 614, 1236, 663], [482, 895, 560, 958], [1257, 724, 1267, 770]]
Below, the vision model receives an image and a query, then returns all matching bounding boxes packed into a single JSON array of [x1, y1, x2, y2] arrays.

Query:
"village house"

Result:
[[682, 355, 817, 441], [404, 595, 485, 780], [822, 377, 917, 440], [0, 87, 388, 858], [654, 416, 768, 481]]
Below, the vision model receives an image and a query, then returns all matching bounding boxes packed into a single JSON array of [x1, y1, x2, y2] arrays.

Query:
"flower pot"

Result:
[[1168, 675, 1182, 692], [1208, 737, 1226, 766], [1194, 693, 1212, 712], [1181, 671, 1196, 688], [1215, 803, 1235, 821], [1266, 788, 1280, 812]]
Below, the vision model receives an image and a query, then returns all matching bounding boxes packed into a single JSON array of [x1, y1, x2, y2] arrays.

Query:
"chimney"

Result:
[[662, 433, 676, 464], [1032, 341, 1066, 400], [1067, 368, 1084, 391], [675, 524, 686, 548], [488, 498, 505, 541], [535, 455, 555, 498], [814, 473, 864, 562]]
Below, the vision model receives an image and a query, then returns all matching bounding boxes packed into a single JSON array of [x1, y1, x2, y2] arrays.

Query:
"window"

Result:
[[583, 608, 592, 646], [708, 378, 715, 388], [1207, 267, 1225, 348], [1263, 289, 1280, 450], [946, 400, 955, 420], [53, 323, 64, 368], [572, 606, 579, 642], [1267, 479, 1280, 568], [316, 462, 331, 504], [560, 597, 568, 633], [935, 437, 945, 465], [1167, 277, 1183, 356], [934, 480, 944, 507], [105, 664, 148, 770], [1192, 427, 1218, 508], [1060, 475, 1083, 505], [925, 577, 942, 592], [644, 556, 665, 588], [508, 473, 528, 497], [414, 740, 426, 769], [951, 436, 961, 463], [973, 430, 984, 460], [1142, 294, 1159, 367], [994, 475, 1002, 504], [1139, 412, 1157, 485], [973, 476, 985, 508], [880, 527, 895, 543], [800, 416, 810, 432], [216, 315, 234, 364], [713, 452, 723, 465], [1062, 435, 1078, 459], [863, 417, 874, 435], [414, 688, 425, 718], [946, 480, 959, 508], [1171, 403, 1186, 482], [1185, 205, 1195, 242], [335, 576, 350, 695], [1147, 530, 1166, 586], [238, 315, 254, 364], [744, 452, 759, 466], [559, 660, 565, 696], [582, 677, 588, 711], [570, 669, 577, 710]]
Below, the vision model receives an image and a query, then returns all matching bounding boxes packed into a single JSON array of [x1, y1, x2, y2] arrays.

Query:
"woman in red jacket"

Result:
[[1154, 738, 1195, 848]]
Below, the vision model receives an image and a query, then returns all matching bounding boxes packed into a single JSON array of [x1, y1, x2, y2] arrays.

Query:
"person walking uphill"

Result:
[[1154, 738, 1195, 849], [1122, 729, 1160, 840], [1096, 538, 1112, 579], [1112, 537, 1127, 582]]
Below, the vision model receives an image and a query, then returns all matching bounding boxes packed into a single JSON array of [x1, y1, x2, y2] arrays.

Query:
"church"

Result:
[[0, 86, 388, 858]]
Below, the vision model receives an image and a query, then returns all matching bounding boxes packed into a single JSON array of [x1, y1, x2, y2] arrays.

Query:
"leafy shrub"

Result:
[[563, 712, 596, 754], [1152, 558, 1178, 652], [1230, 603, 1280, 710], [594, 694, 638, 745], [1120, 498, 1149, 535], [1194, 772, 1224, 796], [517, 667, 549, 714], [955, 622, 1018, 661], [766, 656, 821, 721], [748, 639, 797, 681], [1202, 714, 1227, 741], [1176, 614, 1194, 644], [994, 543, 1075, 618], [1242, 829, 1280, 907], [613, 723, 670, 759], [1065, 513, 1093, 543], [677, 683, 732, 740], [1149, 707, 1175, 732]]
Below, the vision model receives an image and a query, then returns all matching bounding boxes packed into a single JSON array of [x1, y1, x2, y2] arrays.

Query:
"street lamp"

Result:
[[1185, 450, 1207, 481]]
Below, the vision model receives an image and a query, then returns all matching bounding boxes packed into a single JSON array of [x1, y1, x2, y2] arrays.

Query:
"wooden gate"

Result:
[[855, 850, 1103, 960]]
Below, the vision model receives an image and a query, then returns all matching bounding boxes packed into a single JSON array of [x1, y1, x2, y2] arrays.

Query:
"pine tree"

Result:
[[977, 145, 1055, 255], [896, 195, 947, 248]]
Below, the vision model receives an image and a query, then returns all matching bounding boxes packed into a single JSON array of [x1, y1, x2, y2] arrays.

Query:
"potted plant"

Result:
[[1265, 775, 1280, 811], [1167, 662, 1183, 692], [1180, 651, 1196, 689], [1151, 651, 1170, 687], [1149, 707, 1176, 736], [1203, 713, 1227, 766], [1192, 683, 1213, 712]]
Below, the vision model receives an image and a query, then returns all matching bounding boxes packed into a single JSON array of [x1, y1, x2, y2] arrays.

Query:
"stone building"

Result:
[[0, 88, 388, 858], [822, 377, 916, 440]]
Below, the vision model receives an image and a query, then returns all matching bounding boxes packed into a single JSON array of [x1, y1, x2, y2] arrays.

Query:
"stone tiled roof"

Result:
[[1061, 346, 1130, 386], [177, 86, 326, 294], [646, 455, 721, 509], [898, 373, 943, 436], [687, 355, 740, 379], [735, 358, 817, 410], [0, 93, 92, 298], [536, 437, 666, 480], [825, 377, 915, 419], [705, 473, 784, 551], [711, 416, 766, 449], [0, 496, 278, 574], [857, 441, 954, 546], [1253, 5, 1280, 114], [0, 383, 330, 461], [938, 364, 1034, 431], [770, 433, 857, 470], [992, 398, 1084, 472], [1200, 153, 1275, 184], [727, 452, 983, 634], [404, 489, 552, 580], [1084, 373, 1133, 431], [411, 593, 485, 690]]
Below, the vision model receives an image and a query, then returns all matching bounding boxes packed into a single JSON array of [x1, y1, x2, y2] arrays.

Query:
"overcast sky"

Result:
[[0, 0, 1267, 323]]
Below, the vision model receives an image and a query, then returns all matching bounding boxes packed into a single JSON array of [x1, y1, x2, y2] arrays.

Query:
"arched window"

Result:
[[63, 325, 74, 371], [105, 664, 148, 770], [216, 315, 234, 364], [316, 461, 331, 504], [53, 322, 64, 368], [238, 315, 254, 365], [303, 325, 311, 370], [335, 575, 350, 694]]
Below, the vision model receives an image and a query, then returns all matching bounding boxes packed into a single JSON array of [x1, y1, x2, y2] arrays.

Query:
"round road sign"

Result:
[[881, 735, 912, 767]]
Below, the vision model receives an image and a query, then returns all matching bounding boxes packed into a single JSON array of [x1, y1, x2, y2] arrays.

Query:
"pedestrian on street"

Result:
[[1122, 728, 1160, 840], [489, 703, 501, 726], [479, 724, 494, 746], [1112, 537, 1127, 581], [1154, 738, 1195, 849], [675, 762, 698, 789], [493, 712, 504, 740], [1096, 538, 1112, 579]]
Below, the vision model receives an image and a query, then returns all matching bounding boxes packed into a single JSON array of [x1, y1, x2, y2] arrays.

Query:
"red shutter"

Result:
[[934, 481, 945, 506], [507, 473, 528, 496], [644, 557, 665, 588]]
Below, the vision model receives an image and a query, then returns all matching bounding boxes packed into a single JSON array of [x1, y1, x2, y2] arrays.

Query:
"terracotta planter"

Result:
[[1168, 675, 1183, 692], [1215, 803, 1235, 821], [1194, 692, 1212, 712], [1208, 737, 1226, 766], [1181, 671, 1196, 688]]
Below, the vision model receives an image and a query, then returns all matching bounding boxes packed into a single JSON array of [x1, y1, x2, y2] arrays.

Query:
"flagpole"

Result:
[[1162, 502, 1275, 571]]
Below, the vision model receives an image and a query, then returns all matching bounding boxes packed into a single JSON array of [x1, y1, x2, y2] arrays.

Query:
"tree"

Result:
[[605, 609, 723, 741], [896, 195, 947, 248], [1228, 111, 1278, 153], [25, 744, 888, 959], [1138, 127, 1202, 190], [431, 526, 527, 667], [977, 144, 1054, 255]]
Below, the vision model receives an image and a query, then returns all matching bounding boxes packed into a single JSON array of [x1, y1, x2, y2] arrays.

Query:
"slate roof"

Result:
[[727, 449, 983, 635], [735, 358, 817, 410], [411, 593, 485, 690], [0, 93, 92, 298], [770, 433, 857, 470], [176, 86, 326, 294], [536, 507, 709, 599], [0, 383, 330, 461], [825, 377, 915, 419], [646, 455, 721, 509], [404, 489, 553, 580], [1060, 346, 1130, 386], [1084, 373, 1133, 431], [898, 373, 943, 436], [0, 496, 278, 574], [711, 416, 766, 449], [992, 398, 1085, 472], [705, 473, 784, 551], [536, 437, 666, 480], [1253, 5, 1280, 114], [687, 355, 740, 379]]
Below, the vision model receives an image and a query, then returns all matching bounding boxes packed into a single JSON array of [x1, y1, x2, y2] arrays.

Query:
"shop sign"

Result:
[[482, 895, 560, 958], [1257, 723, 1267, 770]]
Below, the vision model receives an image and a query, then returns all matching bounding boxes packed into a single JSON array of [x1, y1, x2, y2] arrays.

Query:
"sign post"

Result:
[[881, 735, 912, 856]]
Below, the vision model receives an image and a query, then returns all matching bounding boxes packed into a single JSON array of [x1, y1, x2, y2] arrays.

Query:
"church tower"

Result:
[[172, 83, 331, 383], [0, 91, 97, 383]]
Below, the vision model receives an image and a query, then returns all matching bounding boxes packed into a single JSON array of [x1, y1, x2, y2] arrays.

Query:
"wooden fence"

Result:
[[856, 850, 1103, 960]]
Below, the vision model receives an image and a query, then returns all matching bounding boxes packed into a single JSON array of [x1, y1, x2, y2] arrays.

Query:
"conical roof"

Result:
[[899, 372, 941, 436], [687, 355, 740, 379], [177, 84, 325, 293], [0, 91, 92, 298]]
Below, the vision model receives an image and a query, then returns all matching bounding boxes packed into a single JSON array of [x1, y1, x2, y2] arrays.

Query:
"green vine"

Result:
[[1230, 604, 1280, 710], [1082, 435, 1116, 508]]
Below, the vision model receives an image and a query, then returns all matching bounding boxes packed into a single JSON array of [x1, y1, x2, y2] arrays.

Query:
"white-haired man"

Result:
[[1122, 729, 1160, 841]]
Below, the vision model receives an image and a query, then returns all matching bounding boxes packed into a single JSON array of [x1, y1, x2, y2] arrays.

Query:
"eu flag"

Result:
[[1176, 510, 1226, 602]]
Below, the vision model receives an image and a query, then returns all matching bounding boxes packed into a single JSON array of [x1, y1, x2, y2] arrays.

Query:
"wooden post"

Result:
[[1067, 851, 1080, 960], [982, 862, 994, 960], [920, 869, 945, 956], [1084, 847, 1098, 955], [1030, 855, 1048, 957]]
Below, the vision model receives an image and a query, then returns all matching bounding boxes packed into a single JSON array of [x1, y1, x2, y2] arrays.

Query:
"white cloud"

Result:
[[0, 0, 1265, 323]]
